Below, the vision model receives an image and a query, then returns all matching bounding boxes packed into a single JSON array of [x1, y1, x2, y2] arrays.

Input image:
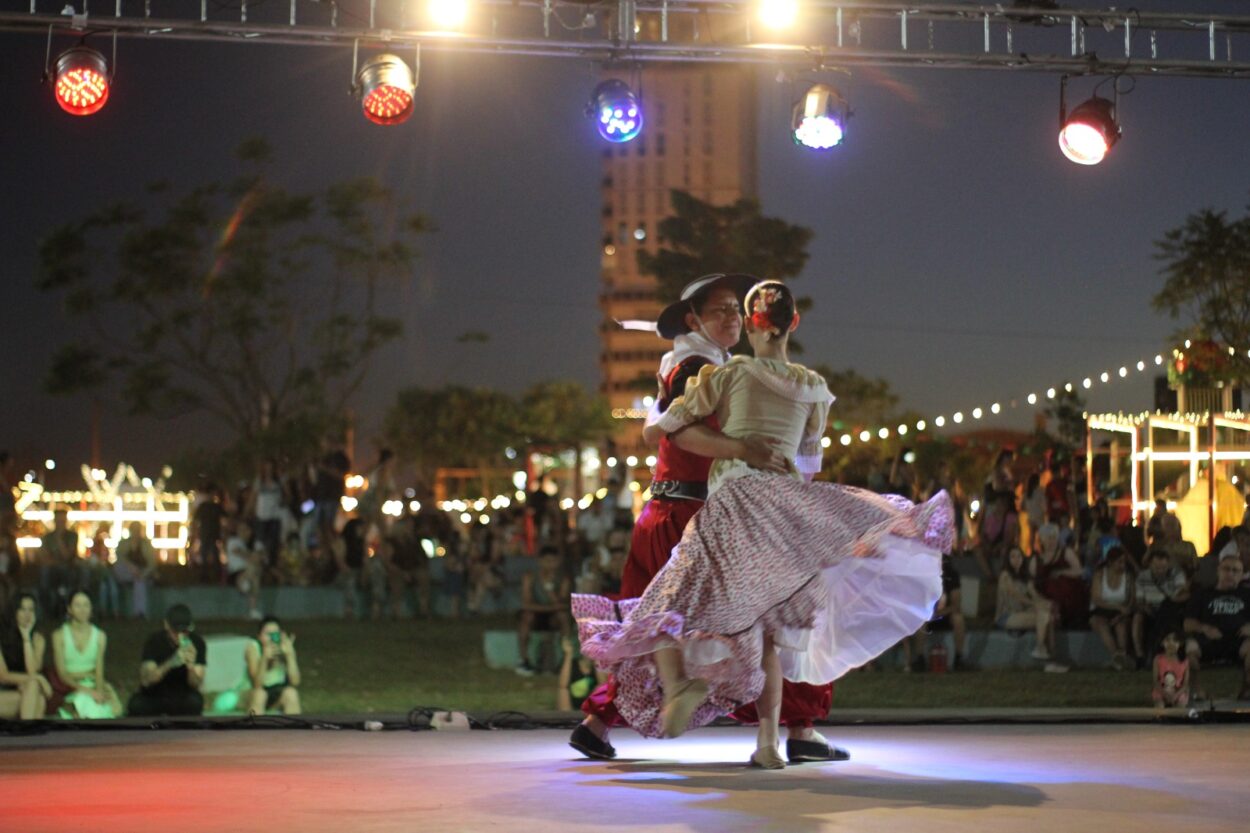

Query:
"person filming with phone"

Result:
[[127, 603, 207, 716], [244, 615, 301, 715]]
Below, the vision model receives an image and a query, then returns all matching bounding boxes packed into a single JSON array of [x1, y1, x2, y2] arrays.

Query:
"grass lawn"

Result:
[[91, 615, 1244, 715]]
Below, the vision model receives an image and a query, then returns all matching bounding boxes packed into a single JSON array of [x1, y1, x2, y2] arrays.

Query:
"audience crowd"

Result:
[[2, 441, 1250, 721]]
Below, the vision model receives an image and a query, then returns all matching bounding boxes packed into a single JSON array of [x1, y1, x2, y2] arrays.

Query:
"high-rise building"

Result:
[[598, 65, 758, 466]]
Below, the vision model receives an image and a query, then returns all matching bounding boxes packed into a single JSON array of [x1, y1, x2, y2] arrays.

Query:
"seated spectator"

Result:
[[996, 546, 1066, 671], [1083, 517, 1120, 579], [1145, 498, 1169, 546], [1033, 522, 1089, 629], [0, 592, 51, 719], [557, 634, 604, 711], [244, 616, 301, 715], [1152, 630, 1190, 708], [515, 547, 571, 676], [113, 522, 157, 619], [51, 590, 122, 718], [224, 520, 264, 621], [1183, 552, 1250, 700], [903, 554, 973, 671], [1158, 514, 1199, 578], [1134, 547, 1190, 664], [1089, 546, 1136, 670], [127, 603, 207, 717]]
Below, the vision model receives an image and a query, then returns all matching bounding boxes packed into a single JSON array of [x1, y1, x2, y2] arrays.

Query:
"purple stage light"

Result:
[[589, 80, 643, 143], [791, 83, 848, 150]]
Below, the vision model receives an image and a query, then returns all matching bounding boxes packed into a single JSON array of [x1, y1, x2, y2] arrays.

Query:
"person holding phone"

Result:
[[127, 603, 207, 716], [244, 615, 301, 715]]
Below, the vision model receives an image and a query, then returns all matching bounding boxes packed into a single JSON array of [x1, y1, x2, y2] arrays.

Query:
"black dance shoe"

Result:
[[786, 738, 851, 763], [569, 724, 617, 760]]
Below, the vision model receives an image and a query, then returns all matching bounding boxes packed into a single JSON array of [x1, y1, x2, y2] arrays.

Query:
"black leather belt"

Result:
[[650, 480, 708, 502]]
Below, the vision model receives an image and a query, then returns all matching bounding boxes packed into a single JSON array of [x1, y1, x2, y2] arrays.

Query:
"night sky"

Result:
[[2, 5, 1249, 475]]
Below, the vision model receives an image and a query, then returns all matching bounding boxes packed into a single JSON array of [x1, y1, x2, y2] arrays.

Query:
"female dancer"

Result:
[[573, 281, 952, 768]]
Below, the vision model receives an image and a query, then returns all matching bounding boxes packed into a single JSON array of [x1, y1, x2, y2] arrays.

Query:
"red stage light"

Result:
[[53, 46, 110, 116], [361, 84, 415, 126], [355, 54, 416, 126]]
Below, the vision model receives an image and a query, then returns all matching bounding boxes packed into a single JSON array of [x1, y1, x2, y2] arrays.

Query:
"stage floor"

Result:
[[2, 723, 1247, 832]]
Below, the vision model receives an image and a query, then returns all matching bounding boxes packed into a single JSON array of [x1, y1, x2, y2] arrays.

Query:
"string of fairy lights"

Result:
[[817, 341, 1245, 451]]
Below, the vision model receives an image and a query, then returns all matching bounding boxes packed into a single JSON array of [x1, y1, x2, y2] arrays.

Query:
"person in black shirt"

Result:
[[1183, 552, 1250, 700], [127, 604, 207, 716]]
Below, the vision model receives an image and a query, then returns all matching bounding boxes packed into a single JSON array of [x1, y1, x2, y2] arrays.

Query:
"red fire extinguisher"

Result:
[[928, 640, 948, 674]]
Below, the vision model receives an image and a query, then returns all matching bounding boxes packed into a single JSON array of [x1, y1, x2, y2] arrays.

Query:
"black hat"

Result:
[[655, 273, 759, 340]]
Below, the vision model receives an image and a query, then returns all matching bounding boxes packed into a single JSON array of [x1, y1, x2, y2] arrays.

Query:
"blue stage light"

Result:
[[791, 83, 848, 150], [589, 80, 643, 143]]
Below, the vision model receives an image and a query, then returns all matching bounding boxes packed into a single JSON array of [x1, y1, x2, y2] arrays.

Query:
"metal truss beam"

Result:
[[2, 2, 1249, 78]]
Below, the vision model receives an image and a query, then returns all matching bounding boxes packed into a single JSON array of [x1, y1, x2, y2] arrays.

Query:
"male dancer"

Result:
[[569, 273, 847, 764]]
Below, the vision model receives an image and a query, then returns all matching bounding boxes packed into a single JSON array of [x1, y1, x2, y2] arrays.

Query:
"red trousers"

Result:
[[582, 497, 833, 728]]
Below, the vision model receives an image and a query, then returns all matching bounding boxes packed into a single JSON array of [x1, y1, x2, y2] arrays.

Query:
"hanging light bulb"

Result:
[[588, 80, 643, 143], [1058, 90, 1120, 165]]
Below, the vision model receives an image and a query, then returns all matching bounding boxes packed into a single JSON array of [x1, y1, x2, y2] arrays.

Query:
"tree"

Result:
[[638, 190, 814, 303], [1042, 388, 1088, 453], [520, 381, 617, 500], [37, 139, 429, 464], [383, 386, 523, 495], [1153, 201, 1250, 381]]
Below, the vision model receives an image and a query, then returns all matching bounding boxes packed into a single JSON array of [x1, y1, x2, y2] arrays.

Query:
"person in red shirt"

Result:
[[569, 274, 845, 764]]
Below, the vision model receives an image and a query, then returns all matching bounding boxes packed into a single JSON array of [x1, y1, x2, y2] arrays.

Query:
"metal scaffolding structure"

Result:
[[2, 1, 1250, 77]]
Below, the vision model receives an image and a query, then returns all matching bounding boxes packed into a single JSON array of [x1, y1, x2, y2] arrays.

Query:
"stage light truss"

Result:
[[3, 2, 1250, 78]]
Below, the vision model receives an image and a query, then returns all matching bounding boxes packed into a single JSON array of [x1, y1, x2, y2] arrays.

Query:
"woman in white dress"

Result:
[[573, 281, 952, 768]]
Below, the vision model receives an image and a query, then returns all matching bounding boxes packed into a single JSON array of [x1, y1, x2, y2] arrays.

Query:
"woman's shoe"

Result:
[[750, 746, 786, 770], [661, 678, 708, 738]]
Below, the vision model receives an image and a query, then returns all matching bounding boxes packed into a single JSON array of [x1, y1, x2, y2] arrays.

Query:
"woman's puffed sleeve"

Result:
[[796, 394, 831, 476], [654, 363, 726, 435]]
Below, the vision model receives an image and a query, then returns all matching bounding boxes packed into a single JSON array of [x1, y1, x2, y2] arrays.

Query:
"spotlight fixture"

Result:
[[791, 83, 848, 150], [1058, 78, 1120, 165], [354, 52, 417, 126], [588, 80, 643, 143], [758, 0, 800, 30], [51, 44, 111, 116]]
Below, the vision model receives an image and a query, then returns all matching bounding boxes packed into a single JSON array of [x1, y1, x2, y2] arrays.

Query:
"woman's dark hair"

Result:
[[0, 592, 39, 663], [1156, 629, 1184, 660], [259, 615, 281, 634], [1001, 547, 1031, 583], [744, 281, 796, 342]]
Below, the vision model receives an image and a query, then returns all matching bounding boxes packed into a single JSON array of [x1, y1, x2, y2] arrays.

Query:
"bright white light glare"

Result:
[[840, 434, 852, 446], [878, 427, 889, 439], [794, 116, 843, 149], [1058, 122, 1109, 165], [934, 416, 946, 427], [626, 455, 638, 467], [821, 436, 832, 448], [512, 471, 527, 490], [645, 455, 658, 467], [460, 512, 472, 524], [642, 395, 655, 407], [859, 430, 871, 442], [758, 0, 799, 29], [990, 403, 1001, 414], [606, 456, 618, 468], [409, 500, 421, 513], [1136, 361, 1145, 371], [44, 459, 55, 470], [916, 420, 926, 431], [970, 499, 982, 514], [1100, 372, 1110, 382], [1083, 378, 1092, 389], [340, 496, 359, 512], [1047, 388, 1057, 399], [428, 0, 469, 29], [1027, 393, 1038, 405], [1119, 366, 1128, 377], [972, 408, 983, 419], [897, 424, 908, 436], [1155, 355, 1163, 365], [1064, 382, 1073, 392], [953, 412, 964, 424]]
